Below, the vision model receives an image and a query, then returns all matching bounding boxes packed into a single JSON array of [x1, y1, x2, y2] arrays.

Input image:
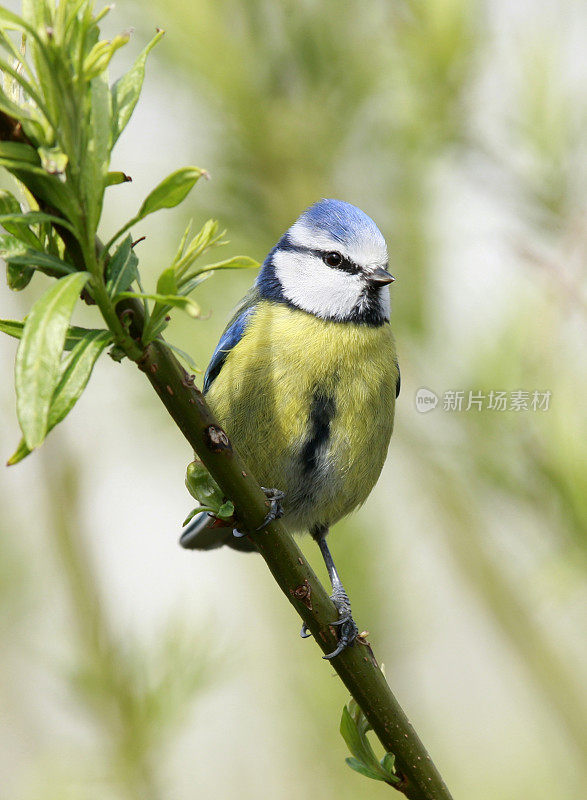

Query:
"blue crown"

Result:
[[299, 199, 382, 246]]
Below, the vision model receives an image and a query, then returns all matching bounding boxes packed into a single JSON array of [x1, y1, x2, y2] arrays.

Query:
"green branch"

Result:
[[0, 3, 453, 796], [105, 297, 452, 800]]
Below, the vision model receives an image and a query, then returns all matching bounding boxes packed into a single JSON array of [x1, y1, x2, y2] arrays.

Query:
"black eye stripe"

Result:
[[277, 239, 361, 275], [325, 252, 359, 274]]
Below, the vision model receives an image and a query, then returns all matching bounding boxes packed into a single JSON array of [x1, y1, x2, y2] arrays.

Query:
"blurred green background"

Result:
[[1, 1, 586, 798]]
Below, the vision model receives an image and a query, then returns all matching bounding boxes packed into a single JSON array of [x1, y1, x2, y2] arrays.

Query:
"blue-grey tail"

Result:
[[179, 511, 257, 552]]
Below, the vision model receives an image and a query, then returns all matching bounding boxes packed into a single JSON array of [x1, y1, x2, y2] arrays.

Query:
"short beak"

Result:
[[368, 267, 395, 287]]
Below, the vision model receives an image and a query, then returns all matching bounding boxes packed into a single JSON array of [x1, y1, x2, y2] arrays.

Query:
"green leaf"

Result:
[[381, 752, 397, 779], [8, 330, 112, 465], [83, 33, 130, 81], [83, 72, 112, 232], [0, 318, 109, 351], [0, 233, 27, 257], [106, 171, 132, 186], [217, 500, 235, 519], [111, 29, 165, 145], [7, 261, 34, 290], [0, 210, 76, 235], [49, 332, 112, 426], [0, 318, 29, 340], [156, 266, 177, 296], [345, 758, 387, 782], [103, 166, 207, 254], [0, 141, 39, 164], [5, 250, 76, 278], [340, 702, 400, 786], [0, 190, 22, 217], [0, 193, 42, 250], [0, 86, 37, 128], [105, 235, 139, 296], [137, 167, 207, 220], [15, 272, 90, 450], [340, 705, 376, 768], [178, 272, 212, 297], [190, 255, 258, 276], [173, 218, 226, 275], [1, 232, 31, 289], [0, 6, 39, 39], [185, 460, 224, 507], [115, 290, 200, 318]]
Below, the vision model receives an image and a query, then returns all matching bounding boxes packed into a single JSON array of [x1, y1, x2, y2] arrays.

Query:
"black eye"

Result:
[[323, 251, 343, 267]]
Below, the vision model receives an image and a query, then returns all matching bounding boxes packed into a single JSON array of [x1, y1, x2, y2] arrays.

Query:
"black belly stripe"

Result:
[[301, 389, 336, 475]]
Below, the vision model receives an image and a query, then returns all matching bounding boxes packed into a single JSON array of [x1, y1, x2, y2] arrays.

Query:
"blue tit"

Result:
[[180, 198, 399, 658]]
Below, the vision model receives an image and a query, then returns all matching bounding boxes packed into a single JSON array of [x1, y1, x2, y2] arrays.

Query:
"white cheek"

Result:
[[273, 250, 364, 320]]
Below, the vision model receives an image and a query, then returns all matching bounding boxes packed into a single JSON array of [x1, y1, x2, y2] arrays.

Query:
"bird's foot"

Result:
[[323, 587, 359, 660], [256, 487, 285, 530], [231, 487, 284, 539]]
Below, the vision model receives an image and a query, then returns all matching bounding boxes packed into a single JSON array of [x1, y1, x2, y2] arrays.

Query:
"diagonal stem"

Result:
[[1, 107, 453, 800]]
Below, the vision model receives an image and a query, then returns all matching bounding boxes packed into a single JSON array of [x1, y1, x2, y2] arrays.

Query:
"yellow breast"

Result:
[[206, 300, 398, 532]]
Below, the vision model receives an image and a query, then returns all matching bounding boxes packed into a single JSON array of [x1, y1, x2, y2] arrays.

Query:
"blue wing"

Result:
[[203, 304, 256, 393]]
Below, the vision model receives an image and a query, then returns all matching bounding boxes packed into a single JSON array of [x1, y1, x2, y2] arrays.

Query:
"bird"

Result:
[[180, 198, 400, 658]]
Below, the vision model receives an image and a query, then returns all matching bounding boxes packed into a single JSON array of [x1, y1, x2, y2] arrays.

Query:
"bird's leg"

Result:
[[300, 525, 359, 659]]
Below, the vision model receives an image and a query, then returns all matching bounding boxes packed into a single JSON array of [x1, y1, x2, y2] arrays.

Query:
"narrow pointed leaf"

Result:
[[0, 210, 76, 234], [340, 706, 375, 767], [6, 250, 76, 277], [0, 141, 39, 164], [105, 235, 139, 296], [15, 272, 90, 449], [191, 255, 258, 276], [137, 167, 207, 220], [83, 72, 112, 231], [0, 318, 109, 350], [156, 266, 177, 296], [111, 29, 164, 144], [0, 319, 27, 340], [83, 32, 130, 81], [178, 272, 212, 297], [49, 331, 113, 427], [114, 290, 200, 318], [0, 7, 39, 38], [8, 330, 112, 464]]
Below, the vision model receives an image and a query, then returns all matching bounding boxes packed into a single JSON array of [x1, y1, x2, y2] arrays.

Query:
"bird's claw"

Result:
[[300, 622, 312, 638], [323, 589, 358, 660], [256, 487, 285, 530]]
